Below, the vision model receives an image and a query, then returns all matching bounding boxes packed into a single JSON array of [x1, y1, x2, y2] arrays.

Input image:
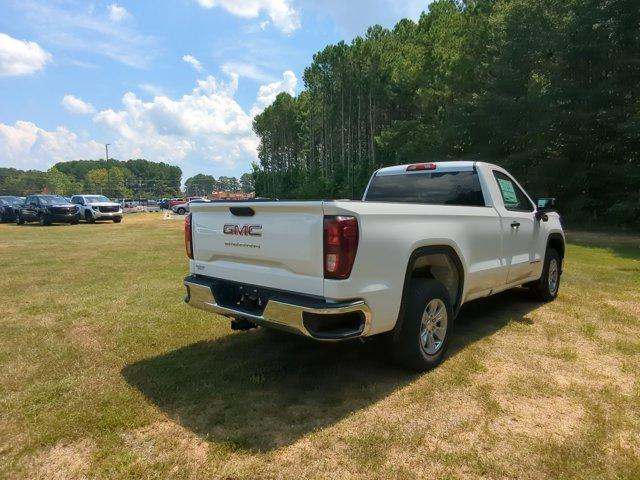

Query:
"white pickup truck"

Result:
[[183, 161, 564, 370]]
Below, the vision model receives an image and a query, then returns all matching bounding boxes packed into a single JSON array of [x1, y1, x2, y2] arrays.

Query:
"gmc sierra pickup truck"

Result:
[[183, 161, 564, 370]]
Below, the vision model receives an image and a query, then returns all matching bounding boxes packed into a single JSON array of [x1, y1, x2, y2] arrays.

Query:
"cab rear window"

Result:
[[365, 170, 486, 206]]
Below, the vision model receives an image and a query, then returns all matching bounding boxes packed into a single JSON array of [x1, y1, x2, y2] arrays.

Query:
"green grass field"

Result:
[[1, 214, 639, 479]]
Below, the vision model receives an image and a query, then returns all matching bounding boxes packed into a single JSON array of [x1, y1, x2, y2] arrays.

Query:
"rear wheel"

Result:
[[85, 211, 95, 224], [530, 248, 561, 301], [392, 279, 453, 371]]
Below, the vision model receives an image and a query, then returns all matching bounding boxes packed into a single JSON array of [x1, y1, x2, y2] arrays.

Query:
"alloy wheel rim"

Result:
[[548, 259, 559, 295], [419, 298, 448, 355]]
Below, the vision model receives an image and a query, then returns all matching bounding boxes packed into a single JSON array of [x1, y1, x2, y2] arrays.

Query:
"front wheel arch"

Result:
[[547, 233, 565, 268]]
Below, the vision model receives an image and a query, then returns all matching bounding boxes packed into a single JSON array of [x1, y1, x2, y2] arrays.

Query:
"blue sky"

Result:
[[0, 0, 429, 181]]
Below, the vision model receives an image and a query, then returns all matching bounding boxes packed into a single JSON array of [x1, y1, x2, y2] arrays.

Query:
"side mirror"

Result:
[[536, 197, 557, 210], [535, 197, 557, 221]]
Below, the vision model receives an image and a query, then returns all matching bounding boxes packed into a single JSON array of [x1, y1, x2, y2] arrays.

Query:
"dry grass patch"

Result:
[[21, 439, 95, 480]]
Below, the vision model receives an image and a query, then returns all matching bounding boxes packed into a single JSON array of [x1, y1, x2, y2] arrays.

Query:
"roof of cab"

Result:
[[375, 161, 492, 176]]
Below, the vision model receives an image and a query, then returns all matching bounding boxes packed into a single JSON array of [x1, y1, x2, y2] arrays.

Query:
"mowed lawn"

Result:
[[1, 214, 639, 479]]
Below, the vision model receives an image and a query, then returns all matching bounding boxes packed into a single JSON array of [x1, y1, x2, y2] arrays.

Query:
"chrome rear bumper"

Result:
[[184, 277, 371, 341]]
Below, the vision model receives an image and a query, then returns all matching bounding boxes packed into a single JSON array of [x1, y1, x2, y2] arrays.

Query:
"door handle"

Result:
[[510, 221, 521, 228]]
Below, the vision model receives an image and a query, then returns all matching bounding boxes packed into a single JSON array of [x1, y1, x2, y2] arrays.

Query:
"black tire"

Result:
[[176, 207, 186, 215], [529, 248, 561, 302], [16, 214, 24, 225], [113, 217, 122, 223], [70, 219, 79, 225], [39, 214, 49, 226], [392, 279, 454, 371], [85, 211, 95, 224]]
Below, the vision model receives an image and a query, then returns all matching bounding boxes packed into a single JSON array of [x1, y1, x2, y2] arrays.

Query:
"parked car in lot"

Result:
[[16, 195, 80, 225], [168, 198, 186, 209], [71, 195, 123, 223], [145, 200, 161, 212], [183, 161, 564, 371], [0, 196, 22, 222], [172, 198, 210, 215]]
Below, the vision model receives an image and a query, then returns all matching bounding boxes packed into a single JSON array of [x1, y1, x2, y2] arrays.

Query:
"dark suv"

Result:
[[16, 195, 80, 225], [0, 196, 22, 222]]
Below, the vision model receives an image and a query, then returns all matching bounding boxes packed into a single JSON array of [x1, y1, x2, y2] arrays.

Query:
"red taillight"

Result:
[[323, 216, 358, 279], [185, 213, 193, 259], [406, 162, 436, 171]]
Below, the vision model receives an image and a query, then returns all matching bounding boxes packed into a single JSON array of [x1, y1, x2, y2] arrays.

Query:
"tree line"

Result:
[[0, 159, 255, 199], [184, 173, 255, 196], [252, 0, 640, 228], [0, 159, 182, 198]]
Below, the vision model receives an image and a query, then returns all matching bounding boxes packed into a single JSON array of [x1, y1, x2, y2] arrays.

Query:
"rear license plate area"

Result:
[[213, 281, 269, 314]]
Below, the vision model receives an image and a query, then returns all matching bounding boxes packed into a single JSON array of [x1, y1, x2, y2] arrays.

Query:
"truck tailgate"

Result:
[[189, 201, 325, 296]]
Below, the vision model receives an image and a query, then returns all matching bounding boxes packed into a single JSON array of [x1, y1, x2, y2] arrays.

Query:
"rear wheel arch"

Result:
[[392, 245, 465, 340]]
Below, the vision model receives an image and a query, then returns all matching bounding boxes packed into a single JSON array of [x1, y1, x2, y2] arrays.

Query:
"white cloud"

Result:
[[108, 3, 129, 22], [0, 32, 51, 76], [221, 62, 275, 83], [251, 70, 297, 116], [0, 121, 103, 170], [93, 71, 297, 168], [61, 94, 95, 114], [195, 0, 300, 34], [1, 71, 297, 175], [92, 73, 256, 168], [20, 2, 155, 68], [182, 54, 203, 72]]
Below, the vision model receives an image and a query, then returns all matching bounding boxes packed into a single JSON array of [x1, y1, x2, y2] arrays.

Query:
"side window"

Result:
[[493, 171, 534, 212]]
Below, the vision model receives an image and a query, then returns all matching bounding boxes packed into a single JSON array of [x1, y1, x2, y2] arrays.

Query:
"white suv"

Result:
[[71, 195, 123, 223]]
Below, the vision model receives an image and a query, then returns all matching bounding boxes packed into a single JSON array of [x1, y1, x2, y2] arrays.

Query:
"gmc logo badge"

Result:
[[223, 224, 262, 236]]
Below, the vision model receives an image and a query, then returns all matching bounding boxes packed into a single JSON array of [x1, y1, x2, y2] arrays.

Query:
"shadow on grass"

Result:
[[122, 288, 541, 452]]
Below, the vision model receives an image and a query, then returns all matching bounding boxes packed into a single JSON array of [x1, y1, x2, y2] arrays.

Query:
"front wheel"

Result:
[[529, 248, 561, 301], [392, 279, 454, 371], [16, 214, 25, 225], [176, 207, 186, 215], [113, 217, 122, 223], [85, 211, 95, 224], [38, 214, 49, 226]]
